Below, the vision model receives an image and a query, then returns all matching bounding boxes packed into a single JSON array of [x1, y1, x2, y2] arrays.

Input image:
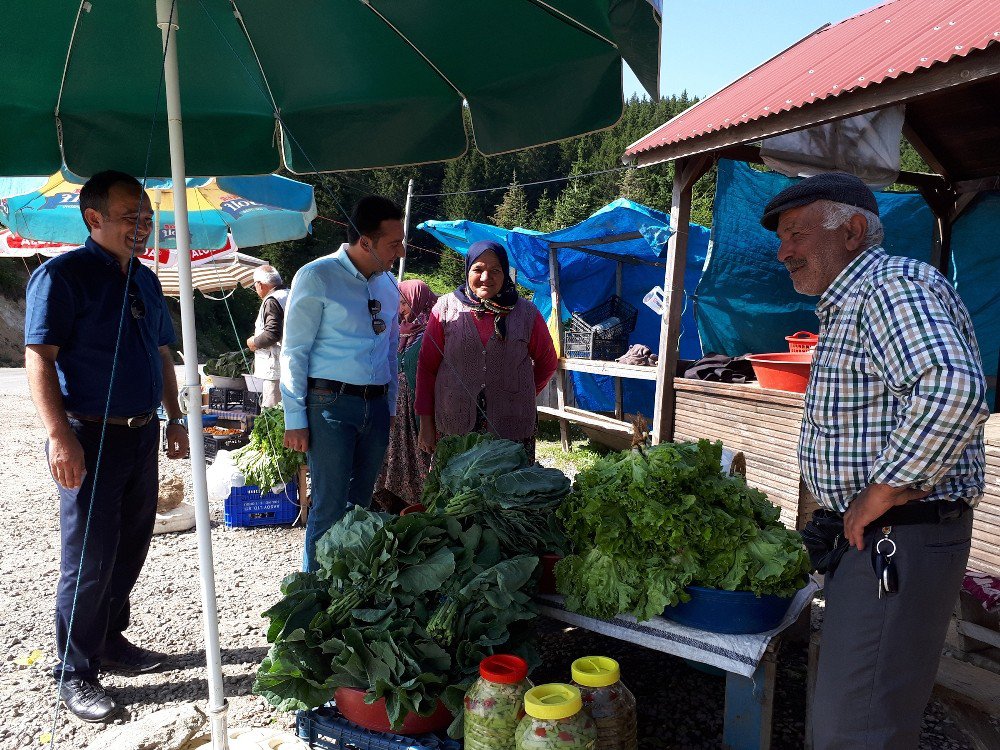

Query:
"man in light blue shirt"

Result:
[[281, 196, 404, 571]]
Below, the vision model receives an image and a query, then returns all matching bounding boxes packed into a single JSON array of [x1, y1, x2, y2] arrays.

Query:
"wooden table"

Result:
[[535, 587, 818, 750]]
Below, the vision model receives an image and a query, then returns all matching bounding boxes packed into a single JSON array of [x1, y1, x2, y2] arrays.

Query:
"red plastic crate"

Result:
[[224, 482, 298, 528]]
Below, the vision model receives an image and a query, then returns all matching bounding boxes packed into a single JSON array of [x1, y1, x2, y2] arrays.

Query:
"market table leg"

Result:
[[723, 643, 777, 750]]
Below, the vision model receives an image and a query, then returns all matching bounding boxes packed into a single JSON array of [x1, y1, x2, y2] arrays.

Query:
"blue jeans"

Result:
[[304, 389, 390, 572]]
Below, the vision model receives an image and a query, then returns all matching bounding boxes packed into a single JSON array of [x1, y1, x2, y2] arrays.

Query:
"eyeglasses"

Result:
[[128, 284, 146, 320], [368, 298, 386, 335]]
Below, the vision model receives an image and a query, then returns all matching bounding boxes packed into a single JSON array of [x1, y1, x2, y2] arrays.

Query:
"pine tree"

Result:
[[532, 190, 557, 232], [491, 171, 532, 230], [618, 166, 655, 207]]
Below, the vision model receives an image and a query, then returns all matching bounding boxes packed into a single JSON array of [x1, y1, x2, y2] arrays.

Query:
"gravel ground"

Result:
[[0, 388, 986, 749]]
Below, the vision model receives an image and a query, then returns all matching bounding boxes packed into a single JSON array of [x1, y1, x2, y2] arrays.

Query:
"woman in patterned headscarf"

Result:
[[372, 279, 437, 512], [415, 240, 557, 461]]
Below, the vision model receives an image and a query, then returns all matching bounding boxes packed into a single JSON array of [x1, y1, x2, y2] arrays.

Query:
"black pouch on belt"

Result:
[[800, 509, 849, 574]]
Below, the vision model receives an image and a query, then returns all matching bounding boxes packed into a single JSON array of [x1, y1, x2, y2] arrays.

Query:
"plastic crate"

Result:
[[297, 706, 460, 750], [243, 390, 262, 415], [203, 430, 250, 465], [563, 294, 638, 361], [209, 387, 246, 410], [224, 482, 299, 528]]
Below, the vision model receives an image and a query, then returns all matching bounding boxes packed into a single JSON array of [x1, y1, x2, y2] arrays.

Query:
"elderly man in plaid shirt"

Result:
[[761, 173, 989, 750]]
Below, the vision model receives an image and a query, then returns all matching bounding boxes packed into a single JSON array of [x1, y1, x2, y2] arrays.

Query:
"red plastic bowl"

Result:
[[399, 503, 426, 516], [334, 687, 452, 734], [746, 352, 812, 393]]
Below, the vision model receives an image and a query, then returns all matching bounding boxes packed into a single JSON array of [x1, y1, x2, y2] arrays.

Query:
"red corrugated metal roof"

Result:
[[625, 0, 1000, 159]]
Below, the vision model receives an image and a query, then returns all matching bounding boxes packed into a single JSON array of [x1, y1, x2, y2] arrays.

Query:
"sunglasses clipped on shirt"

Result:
[[128, 284, 146, 320], [368, 298, 386, 335]]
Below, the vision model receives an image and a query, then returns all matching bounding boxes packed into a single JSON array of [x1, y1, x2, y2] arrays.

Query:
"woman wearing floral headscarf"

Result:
[[372, 279, 437, 512], [415, 240, 557, 461]]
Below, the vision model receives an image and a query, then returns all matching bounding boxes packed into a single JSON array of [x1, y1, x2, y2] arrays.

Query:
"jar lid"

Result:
[[571, 656, 620, 687], [524, 684, 582, 720], [480, 654, 529, 684]]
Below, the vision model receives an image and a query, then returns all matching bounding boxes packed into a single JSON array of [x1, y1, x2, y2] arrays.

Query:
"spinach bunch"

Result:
[[556, 440, 810, 622], [232, 406, 306, 490], [254, 508, 539, 735], [204, 349, 252, 378], [423, 436, 572, 556]]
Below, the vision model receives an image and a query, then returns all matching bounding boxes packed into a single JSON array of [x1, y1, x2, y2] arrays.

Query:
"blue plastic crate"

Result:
[[223, 482, 298, 528], [296, 706, 460, 750]]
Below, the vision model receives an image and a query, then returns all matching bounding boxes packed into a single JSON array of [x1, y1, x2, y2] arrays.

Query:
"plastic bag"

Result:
[[206, 451, 236, 502]]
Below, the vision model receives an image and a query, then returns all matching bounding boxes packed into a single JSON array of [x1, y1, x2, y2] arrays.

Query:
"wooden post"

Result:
[[549, 247, 571, 451], [615, 261, 624, 420], [724, 641, 778, 750], [652, 156, 710, 445], [399, 178, 414, 279]]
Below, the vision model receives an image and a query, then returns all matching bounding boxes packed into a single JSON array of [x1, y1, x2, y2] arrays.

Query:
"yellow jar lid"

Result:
[[523, 684, 582, 720], [571, 656, 620, 687]]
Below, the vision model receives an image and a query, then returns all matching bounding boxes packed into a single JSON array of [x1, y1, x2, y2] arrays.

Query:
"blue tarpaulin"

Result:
[[951, 192, 1000, 410], [698, 160, 935, 357], [419, 199, 711, 419]]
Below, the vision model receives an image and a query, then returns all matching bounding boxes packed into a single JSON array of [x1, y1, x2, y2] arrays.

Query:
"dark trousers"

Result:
[[812, 509, 973, 749], [51, 417, 159, 680]]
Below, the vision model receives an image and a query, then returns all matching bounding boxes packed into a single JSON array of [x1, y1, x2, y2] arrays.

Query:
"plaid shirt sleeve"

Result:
[[861, 275, 989, 489]]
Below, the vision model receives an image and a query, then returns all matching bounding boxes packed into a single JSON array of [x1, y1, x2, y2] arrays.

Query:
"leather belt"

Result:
[[867, 498, 969, 528], [307, 377, 388, 399], [67, 411, 157, 428]]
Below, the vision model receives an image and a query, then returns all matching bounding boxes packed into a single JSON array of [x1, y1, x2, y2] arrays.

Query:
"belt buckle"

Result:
[[126, 413, 149, 428]]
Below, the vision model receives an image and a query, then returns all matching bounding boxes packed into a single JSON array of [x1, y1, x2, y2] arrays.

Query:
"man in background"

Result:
[[246, 264, 288, 408], [25, 170, 189, 722], [281, 196, 405, 571]]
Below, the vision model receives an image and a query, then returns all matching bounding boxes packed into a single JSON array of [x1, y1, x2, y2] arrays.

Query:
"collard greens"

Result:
[[556, 440, 810, 622], [254, 508, 539, 735]]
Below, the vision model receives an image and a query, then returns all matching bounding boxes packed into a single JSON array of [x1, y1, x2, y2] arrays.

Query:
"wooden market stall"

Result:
[[618, 0, 1000, 574]]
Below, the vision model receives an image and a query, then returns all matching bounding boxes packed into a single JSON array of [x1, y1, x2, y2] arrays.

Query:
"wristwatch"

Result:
[[166, 418, 186, 427]]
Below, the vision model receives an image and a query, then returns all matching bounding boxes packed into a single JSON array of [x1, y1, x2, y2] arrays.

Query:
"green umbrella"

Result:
[[2, 2, 660, 746], [2, 0, 661, 177]]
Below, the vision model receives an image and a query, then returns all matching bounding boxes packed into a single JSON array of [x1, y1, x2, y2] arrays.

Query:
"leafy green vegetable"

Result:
[[424, 436, 571, 557], [204, 349, 253, 378], [232, 406, 306, 490], [556, 440, 810, 622], [255, 507, 540, 736]]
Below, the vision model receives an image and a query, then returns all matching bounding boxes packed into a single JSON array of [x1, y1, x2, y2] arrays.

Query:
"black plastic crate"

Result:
[[297, 706, 460, 750], [243, 389, 262, 415], [563, 294, 639, 361], [208, 387, 246, 411], [202, 430, 250, 464]]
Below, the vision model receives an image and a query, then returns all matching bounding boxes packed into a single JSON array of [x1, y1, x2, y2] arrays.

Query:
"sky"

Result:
[[624, 0, 884, 100]]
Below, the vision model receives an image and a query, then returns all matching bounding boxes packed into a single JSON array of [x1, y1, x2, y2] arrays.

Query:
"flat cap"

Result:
[[760, 172, 879, 231]]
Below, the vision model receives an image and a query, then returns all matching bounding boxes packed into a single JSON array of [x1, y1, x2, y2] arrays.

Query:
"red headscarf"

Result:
[[398, 279, 437, 352]]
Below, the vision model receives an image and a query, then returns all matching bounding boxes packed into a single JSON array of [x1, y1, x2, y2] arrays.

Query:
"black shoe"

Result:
[[101, 636, 166, 674], [59, 676, 119, 723]]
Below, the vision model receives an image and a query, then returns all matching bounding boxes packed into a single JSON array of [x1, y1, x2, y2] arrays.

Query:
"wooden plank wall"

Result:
[[978, 419, 1000, 576], [672, 381, 1000, 573]]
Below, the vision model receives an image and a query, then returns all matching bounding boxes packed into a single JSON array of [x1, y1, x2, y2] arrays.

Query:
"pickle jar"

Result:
[[515, 684, 597, 750], [571, 656, 637, 750], [464, 654, 533, 750]]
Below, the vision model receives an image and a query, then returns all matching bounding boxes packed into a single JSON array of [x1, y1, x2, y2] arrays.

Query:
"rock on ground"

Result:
[[0, 390, 987, 749]]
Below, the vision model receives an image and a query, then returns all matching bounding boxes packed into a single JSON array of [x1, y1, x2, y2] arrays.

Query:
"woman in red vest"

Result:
[[415, 240, 557, 461]]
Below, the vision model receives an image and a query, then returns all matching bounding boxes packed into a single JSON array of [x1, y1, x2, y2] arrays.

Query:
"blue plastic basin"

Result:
[[662, 586, 793, 634]]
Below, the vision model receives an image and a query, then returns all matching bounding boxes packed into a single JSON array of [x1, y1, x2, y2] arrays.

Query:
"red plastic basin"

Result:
[[399, 503, 426, 516], [746, 352, 812, 393], [334, 687, 452, 734]]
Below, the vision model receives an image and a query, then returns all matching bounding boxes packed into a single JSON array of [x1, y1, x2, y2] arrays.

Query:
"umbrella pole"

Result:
[[156, 2, 229, 748]]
